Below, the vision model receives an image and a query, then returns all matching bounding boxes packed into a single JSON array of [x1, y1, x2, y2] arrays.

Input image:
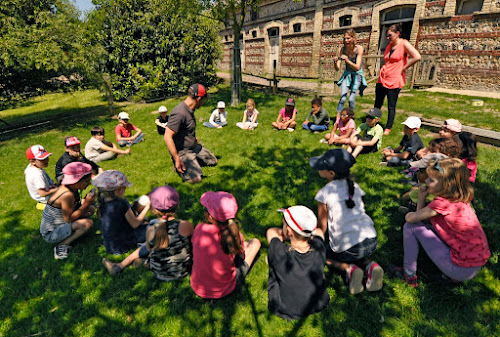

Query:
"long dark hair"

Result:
[[333, 171, 355, 209], [219, 218, 243, 255], [458, 132, 477, 161]]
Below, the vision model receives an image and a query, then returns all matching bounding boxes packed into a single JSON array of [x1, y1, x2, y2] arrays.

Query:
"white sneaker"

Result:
[[287, 128, 294, 132], [319, 139, 328, 144], [54, 245, 70, 260]]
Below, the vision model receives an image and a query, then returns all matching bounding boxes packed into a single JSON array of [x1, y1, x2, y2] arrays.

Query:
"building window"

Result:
[[268, 27, 279, 37], [225, 36, 228, 42], [293, 23, 302, 33], [456, 0, 483, 14], [339, 15, 352, 27], [252, 30, 257, 38]]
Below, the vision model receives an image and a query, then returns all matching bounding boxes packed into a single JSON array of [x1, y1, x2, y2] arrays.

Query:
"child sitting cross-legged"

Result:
[[236, 98, 259, 130], [310, 149, 384, 294], [302, 97, 330, 133], [348, 108, 384, 158], [380, 116, 424, 167], [267, 206, 330, 320], [102, 185, 194, 280], [203, 101, 228, 128], [25, 145, 58, 210], [322, 107, 355, 145]]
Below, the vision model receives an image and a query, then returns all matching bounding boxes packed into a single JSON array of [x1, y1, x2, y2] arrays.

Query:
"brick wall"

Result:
[[245, 38, 266, 74], [280, 34, 314, 77]]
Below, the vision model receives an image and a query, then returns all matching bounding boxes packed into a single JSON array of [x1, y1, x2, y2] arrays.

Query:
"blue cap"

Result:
[[309, 149, 356, 175]]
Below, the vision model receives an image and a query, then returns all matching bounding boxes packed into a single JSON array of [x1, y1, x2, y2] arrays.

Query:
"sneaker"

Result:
[[365, 262, 384, 292], [388, 264, 418, 288], [346, 264, 364, 295], [313, 131, 320, 134], [379, 162, 388, 167], [287, 128, 295, 132], [54, 245, 70, 260], [398, 206, 410, 215], [132, 258, 145, 268], [102, 258, 122, 276], [319, 138, 328, 144]]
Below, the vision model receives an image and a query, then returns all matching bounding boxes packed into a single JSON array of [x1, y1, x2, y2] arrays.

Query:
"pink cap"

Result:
[[65, 136, 81, 147], [26, 145, 52, 160], [442, 119, 462, 133], [200, 191, 238, 222], [93, 170, 132, 191], [61, 162, 92, 185], [149, 185, 179, 212]]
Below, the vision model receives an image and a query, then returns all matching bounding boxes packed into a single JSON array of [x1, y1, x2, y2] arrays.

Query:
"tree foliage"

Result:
[[88, 0, 221, 101]]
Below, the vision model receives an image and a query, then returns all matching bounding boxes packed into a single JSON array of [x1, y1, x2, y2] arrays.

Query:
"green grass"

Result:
[[0, 86, 499, 336]]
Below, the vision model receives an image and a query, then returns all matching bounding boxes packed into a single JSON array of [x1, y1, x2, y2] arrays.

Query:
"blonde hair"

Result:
[[426, 158, 474, 203], [344, 29, 357, 44], [151, 209, 176, 250], [246, 98, 255, 108]]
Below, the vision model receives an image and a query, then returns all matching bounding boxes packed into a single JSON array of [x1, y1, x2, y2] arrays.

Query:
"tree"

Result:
[[207, 0, 259, 106]]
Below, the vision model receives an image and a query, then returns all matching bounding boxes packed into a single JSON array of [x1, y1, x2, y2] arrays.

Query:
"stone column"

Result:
[[443, 0, 456, 16], [309, 0, 324, 77]]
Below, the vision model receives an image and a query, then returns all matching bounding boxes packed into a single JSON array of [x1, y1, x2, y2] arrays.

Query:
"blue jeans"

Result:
[[302, 123, 328, 132], [337, 73, 362, 113], [118, 132, 144, 147], [203, 121, 228, 128], [387, 156, 411, 167]]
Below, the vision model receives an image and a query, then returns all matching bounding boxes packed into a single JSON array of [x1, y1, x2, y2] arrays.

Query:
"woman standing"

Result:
[[334, 29, 367, 122], [375, 24, 421, 135]]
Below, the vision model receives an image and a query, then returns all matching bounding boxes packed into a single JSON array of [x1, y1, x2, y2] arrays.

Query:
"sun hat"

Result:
[[442, 119, 462, 133], [65, 136, 81, 147], [118, 112, 130, 120], [200, 191, 238, 222], [366, 108, 382, 118], [278, 205, 317, 237], [309, 149, 356, 175], [157, 105, 168, 113], [188, 83, 210, 99], [93, 170, 132, 191], [217, 101, 226, 109], [26, 145, 52, 160], [401, 116, 421, 129], [285, 98, 295, 106], [149, 185, 179, 212], [410, 153, 448, 169], [61, 162, 92, 185]]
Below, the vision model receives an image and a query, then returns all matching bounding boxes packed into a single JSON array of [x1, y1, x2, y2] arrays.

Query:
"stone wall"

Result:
[[280, 33, 314, 77], [245, 38, 266, 74]]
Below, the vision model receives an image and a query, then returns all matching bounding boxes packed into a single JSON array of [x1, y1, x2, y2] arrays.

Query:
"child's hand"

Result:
[[84, 190, 96, 204]]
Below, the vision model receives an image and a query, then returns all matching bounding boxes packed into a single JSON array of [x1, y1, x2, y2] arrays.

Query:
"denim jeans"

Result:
[[302, 123, 328, 132], [337, 73, 362, 113], [387, 156, 410, 167], [203, 121, 228, 128], [118, 132, 144, 147]]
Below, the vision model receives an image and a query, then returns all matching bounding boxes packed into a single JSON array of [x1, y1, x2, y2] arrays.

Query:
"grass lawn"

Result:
[[0, 85, 499, 336]]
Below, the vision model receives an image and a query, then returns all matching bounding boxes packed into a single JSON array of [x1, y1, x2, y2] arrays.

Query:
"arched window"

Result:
[[339, 15, 352, 27], [293, 23, 302, 33], [456, 0, 483, 14]]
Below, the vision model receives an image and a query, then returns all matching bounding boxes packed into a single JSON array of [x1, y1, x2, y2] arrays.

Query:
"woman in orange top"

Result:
[[375, 24, 421, 135]]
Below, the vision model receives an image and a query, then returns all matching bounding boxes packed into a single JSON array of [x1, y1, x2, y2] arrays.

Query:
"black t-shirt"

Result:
[[268, 236, 330, 320], [399, 133, 424, 159], [156, 114, 169, 135], [100, 198, 136, 254], [55, 152, 100, 183], [167, 101, 197, 151]]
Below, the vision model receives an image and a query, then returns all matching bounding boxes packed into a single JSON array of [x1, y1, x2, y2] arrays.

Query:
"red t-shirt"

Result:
[[115, 123, 137, 141], [190, 223, 245, 299], [428, 197, 490, 267]]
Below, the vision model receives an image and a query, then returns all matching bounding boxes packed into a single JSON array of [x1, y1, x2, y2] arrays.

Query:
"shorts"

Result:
[[234, 255, 250, 290], [356, 135, 379, 154], [327, 237, 378, 263], [176, 144, 217, 181], [42, 222, 73, 244], [138, 244, 149, 259]]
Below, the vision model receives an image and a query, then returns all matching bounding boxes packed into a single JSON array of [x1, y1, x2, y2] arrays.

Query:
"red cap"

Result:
[[65, 136, 81, 147], [26, 145, 52, 160], [188, 84, 210, 98]]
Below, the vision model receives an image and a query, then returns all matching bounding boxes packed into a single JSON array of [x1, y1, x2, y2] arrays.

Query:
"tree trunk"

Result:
[[231, 27, 242, 106]]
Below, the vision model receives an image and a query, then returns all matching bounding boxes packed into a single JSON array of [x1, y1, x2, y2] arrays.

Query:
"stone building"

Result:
[[219, 0, 500, 92]]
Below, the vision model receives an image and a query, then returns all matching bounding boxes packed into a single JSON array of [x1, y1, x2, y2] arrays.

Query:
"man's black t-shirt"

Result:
[[167, 101, 197, 151], [268, 236, 330, 320]]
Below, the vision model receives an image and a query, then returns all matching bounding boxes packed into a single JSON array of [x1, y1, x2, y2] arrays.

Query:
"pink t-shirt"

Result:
[[190, 223, 245, 299], [428, 197, 490, 267], [378, 40, 408, 89], [279, 107, 297, 122], [336, 118, 355, 136], [463, 158, 477, 183], [115, 123, 137, 141]]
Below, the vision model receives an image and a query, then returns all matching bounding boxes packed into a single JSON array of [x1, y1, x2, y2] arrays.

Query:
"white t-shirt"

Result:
[[208, 109, 227, 125], [85, 137, 105, 160], [245, 108, 259, 122], [315, 180, 377, 252], [24, 164, 54, 203]]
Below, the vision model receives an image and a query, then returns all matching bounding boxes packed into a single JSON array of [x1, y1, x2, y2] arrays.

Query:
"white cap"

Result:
[[158, 105, 168, 113], [118, 111, 130, 120], [401, 116, 421, 129], [278, 205, 317, 237], [217, 101, 226, 109]]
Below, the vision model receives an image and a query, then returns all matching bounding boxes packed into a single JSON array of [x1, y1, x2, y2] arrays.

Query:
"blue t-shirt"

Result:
[[100, 198, 137, 254]]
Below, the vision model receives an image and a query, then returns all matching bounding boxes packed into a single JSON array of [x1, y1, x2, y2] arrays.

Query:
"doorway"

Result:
[[378, 6, 415, 54], [267, 27, 280, 75]]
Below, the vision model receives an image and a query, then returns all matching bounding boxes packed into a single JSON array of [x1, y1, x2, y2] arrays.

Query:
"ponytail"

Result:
[[153, 219, 169, 250], [219, 218, 243, 255], [346, 176, 355, 209]]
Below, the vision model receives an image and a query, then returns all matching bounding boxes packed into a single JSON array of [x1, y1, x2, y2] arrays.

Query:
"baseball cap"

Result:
[[61, 162, 92, 185], [118, 112, 130, 120], [410, 153, 448, 169], [65, 136, 81, 147], [217, 101, 226, 109], [401, 116, 421, 129], [188, 83, 210, 99], [285, 98, 295, 106], [149, 185, 179, 212], [200, 191, 238, 222], [442, 119, 462, 133], [366, 108, 382, 118], [309, 149, 356, 175], [26, 145, 52, 160], [278, 205, 317, 237], [93, 170, 133, 191], [157, 105, 168, 113]]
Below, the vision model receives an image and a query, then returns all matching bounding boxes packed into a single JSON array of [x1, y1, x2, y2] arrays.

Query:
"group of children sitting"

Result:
[[24, 95, 490, 321]]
